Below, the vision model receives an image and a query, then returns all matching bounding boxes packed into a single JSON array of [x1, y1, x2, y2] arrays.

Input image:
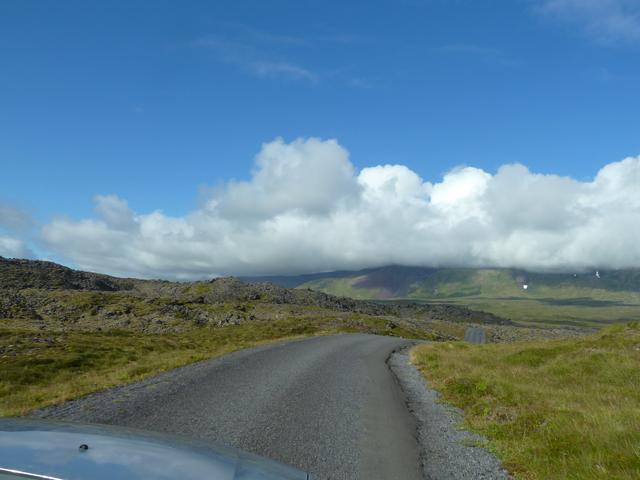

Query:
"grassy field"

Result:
[[299, 276, 384, 300], [411, 322, 640, 479], [408, 269, 640, 327], [0, 315, 429, 416], [422, 295, 640, 328]]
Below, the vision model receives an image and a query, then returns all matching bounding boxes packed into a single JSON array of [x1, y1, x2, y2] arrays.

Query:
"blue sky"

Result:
[[1, 0, 639, 276]]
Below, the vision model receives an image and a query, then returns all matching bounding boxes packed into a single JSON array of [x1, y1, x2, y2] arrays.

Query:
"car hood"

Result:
[[0, 419, 309, 480]]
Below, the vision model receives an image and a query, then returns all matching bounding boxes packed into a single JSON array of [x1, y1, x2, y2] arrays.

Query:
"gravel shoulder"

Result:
[[389, 346, 511, 480]]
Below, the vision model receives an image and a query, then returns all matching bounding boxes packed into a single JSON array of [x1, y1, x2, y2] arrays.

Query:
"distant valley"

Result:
[[244, 266, 640, 327]]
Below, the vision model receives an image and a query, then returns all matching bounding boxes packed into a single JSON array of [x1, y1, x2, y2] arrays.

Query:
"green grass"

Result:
[[299, 276, 384, 299], [0, 315, 430, 416], [46, 290, 174, 317], [411, 322, 640, 479], [408, 269, 640, 327], [423, 295, 640, 328]]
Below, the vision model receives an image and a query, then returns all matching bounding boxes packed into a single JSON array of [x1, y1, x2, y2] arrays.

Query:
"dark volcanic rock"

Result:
[[0, 257, 136, 291], [0, 257, 513, 331], [401, 304, 513, 326], [0, 290, 42, 319], [203, 277, 391, 315]]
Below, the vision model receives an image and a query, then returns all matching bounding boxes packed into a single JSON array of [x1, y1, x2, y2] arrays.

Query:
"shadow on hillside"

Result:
[[536, 297, 630, 307]]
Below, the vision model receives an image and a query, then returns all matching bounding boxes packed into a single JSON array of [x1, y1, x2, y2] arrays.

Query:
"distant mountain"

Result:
[[5, 257, 635, 328], [242, 266, 436, 291], [244, 265, 640, 299], [0, 257, 513, 335], [242, 266, 640, 327]]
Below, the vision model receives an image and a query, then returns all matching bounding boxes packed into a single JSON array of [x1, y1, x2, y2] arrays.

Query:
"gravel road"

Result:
[[33, 334, 423, 480]]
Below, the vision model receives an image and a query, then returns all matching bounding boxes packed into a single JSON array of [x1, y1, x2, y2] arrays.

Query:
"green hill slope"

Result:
[[254, 266, 640, 327]]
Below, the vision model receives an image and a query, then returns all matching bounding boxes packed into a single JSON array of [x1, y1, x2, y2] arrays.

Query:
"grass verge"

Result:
[[1, 315, 429, 416], [411, 322, 640, 480]]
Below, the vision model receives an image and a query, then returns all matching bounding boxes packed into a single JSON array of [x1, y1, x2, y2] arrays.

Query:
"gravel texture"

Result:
[[33, 334, 422, 480], [389, 347, 511, 480]]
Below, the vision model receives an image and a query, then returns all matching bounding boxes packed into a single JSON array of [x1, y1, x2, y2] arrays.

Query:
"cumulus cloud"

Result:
[[536, 0, 640, 44], [0, 203, 35, 259], [213, 138, 360, 219], [41, 137, 640, 279], [0, 236, 34, 259]]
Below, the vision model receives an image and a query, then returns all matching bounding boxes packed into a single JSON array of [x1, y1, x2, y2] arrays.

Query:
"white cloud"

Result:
[[94, 194, 137, 230], [194, 37, 317, 83], [358, 164, 431, 206], [41, 137, 640, 279], [536, 0, 640, 44], [0, 235, 34, 259], [0, 202, 35, 259], [216, 137, 360, 219]]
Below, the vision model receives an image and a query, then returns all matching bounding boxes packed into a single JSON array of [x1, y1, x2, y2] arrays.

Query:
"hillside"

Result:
[[244, 266, 640, 327], [0, 257, 517, 336], [0, 257, 138, 291]]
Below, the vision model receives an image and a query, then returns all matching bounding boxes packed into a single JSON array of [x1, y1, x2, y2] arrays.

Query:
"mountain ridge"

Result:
[[243, 265, 640, 297], [0, 257, 515, 336], [242, 265, 640, 327]]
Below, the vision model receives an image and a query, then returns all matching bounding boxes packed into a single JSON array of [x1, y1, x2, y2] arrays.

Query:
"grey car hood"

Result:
[[0, 419, 309, 480]]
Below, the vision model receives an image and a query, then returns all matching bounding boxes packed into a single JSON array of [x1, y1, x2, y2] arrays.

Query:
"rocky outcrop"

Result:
[[400, 304, 513, 325], [0, 290, 42, 319], [0, 258, 513, 333], [0, 257, 136, 291], [200, 277, 392, 315]]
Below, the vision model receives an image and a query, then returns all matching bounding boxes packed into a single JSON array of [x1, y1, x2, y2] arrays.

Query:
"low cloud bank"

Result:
[[42, 137, 640, 279]]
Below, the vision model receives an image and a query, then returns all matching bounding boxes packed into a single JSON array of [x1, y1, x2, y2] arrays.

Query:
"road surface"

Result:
[[35, 334, 423, 480]]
